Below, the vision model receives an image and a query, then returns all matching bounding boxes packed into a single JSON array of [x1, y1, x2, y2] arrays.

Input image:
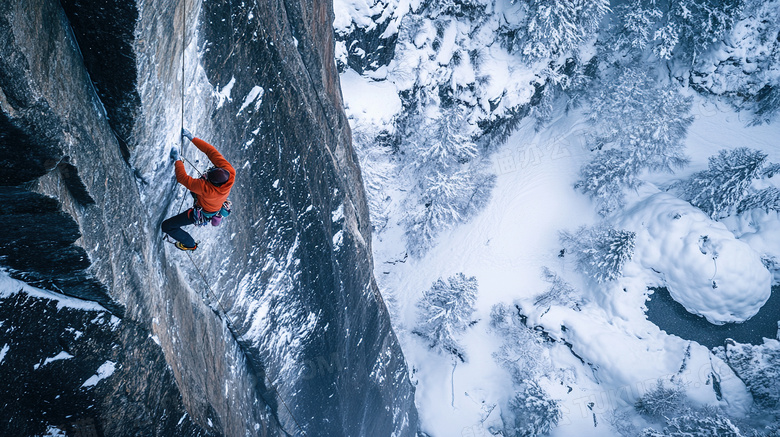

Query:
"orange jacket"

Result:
[[175, 138, 236, 213]]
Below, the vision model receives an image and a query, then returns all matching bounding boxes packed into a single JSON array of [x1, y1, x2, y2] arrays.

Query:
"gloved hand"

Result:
[[170, 147, 180, 161], [181, 128, 194, 142]]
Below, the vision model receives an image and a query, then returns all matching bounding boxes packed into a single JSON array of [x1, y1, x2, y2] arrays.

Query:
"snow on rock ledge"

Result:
[[616, 193, 771, 324]]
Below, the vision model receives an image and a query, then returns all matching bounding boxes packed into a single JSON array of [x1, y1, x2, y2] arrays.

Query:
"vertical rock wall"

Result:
[[0, 0, 418, 435], [0, 0, 216, 435], [190, 1, 418, 434]]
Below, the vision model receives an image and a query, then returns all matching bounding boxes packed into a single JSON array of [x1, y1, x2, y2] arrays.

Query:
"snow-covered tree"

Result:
[[675, 148, 775, 218], [681, 0, 780, 126], [415, 273, 479, 361], [490, 303, 551, 383], [577, 69, 692, 214], [426, 0, 488, 18], [640, 408, 744, 437], [416, 273, 479, 407], [611, 0, 663, 52], [408, 104, 479, 170], [534, 267, 581, 311], [607, 408, 642, 437], [405, 167, 495, 256], [560, 224, 635, 283], [504, 381, 562, 437], [512, 0, 610, 59], [608, 0, 742, 63], [737, 187, 780, 214], [718, 339, 780, 411], [753, 84, 780, 126], [530, 60, 597, 130], [652, 0, 743, 63], [635, 381, 687, 419], [636, 381, 746, 436], [489, 302, 522, 334], [586, 69, 692, 169], [576, 149, 644, 215], [401, 102, 494, 258]]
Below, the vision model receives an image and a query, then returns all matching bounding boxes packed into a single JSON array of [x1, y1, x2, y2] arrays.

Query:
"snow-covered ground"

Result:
[[339, 44, 779, 436], [347, 0, 780, 433]]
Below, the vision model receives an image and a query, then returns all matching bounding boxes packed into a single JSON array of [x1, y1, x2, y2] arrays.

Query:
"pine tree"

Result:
[[635, 381, 687, 419], [402, 101, 495, 258], [646, 408, 744, 437], [517, 0, 610, 59], [586, 69, 692, 173], [737, 187, 780, 214], [560, 224, 636, 283], [409, 104, 479, 170], [426, 0, 487, 18], [504, 381, 562, 437], [636, 380, 746, 437], [652, 0, 743, 63], [415, 273, 479, 361], [577, 69, 692, 214], [405, 167, 495, 257], [575, 148, 644, 215], [490, 303, 551, 383], [752, 84, 780, 126], [612, 0, 663, 52], [675, 148, 770, 218]]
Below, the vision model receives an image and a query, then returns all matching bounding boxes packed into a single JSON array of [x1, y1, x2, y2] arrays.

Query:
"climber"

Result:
[[162, 128, 235, 251]]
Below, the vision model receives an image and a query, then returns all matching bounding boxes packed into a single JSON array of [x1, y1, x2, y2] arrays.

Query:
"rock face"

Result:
[[0, 0, 417, 436], [0, 284, 216, 437]]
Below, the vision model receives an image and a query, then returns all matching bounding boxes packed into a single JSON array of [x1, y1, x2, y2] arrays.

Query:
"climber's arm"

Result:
[[192, 138, 236, 178]]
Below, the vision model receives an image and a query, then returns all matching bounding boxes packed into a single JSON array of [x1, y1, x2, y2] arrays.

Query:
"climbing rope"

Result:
[[180, 0, 186, 155], [174, 0, 190, 216]]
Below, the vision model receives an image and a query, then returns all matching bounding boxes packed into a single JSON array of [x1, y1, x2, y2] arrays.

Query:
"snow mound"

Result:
[[340, 68, 400, 126], [616, 193, 771, 324]]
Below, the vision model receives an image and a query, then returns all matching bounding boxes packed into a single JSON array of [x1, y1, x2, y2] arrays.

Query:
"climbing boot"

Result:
[[174, 241, 198, 251]]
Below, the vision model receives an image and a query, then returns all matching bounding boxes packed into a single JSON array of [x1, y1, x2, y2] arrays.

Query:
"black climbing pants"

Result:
[[161, 209, 197, 248]]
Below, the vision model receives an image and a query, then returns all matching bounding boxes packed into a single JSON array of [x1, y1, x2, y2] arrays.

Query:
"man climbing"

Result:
[[162, 128, 236, 251]]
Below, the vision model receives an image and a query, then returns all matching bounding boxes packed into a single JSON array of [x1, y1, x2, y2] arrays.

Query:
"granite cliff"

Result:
[[0, 0, 417, 435]]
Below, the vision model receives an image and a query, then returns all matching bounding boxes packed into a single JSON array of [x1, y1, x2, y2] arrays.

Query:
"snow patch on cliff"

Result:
[[81, 360, 116, 388], [0, 344, 9, 364], [236, 236, 313, 381], [237, 86, 264, 116], [0, 270, 108, 313], [34, 351, 75, 370], [214, 76, 236, 109]]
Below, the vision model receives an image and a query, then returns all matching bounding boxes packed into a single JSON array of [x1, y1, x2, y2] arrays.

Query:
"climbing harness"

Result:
[[190, 200, 232, 227]]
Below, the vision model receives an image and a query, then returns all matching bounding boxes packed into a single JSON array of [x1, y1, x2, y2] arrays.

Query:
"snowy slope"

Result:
[[345, 83, 779, 437], [335, 0, 780, 435]]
